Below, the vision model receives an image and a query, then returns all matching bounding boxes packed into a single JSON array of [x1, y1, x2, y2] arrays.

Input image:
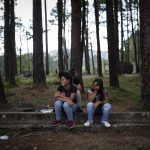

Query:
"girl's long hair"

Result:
[[93, 78, 104, 97]]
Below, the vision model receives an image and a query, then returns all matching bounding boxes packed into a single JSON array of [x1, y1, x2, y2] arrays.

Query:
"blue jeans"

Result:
[[86, 102, 112, 123], [54, 100, 79, 121]]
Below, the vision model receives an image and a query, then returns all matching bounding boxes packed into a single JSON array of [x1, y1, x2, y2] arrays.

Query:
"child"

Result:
[[84, 78, 112, 128], [51, 72, 79, 129]]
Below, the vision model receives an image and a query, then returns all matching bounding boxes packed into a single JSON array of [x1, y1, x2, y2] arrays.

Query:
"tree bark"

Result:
[[84, 0, 91, 74], [4, 0, 10, 82], [106, 0, 120, 88], [120, 0, 124, 62], [0, 73, 7, 107], [129, 0, 139, 73], [140, 0, 150, 110], [44, 0, 49, 75], [125, 0, 130, 62], [113, 0, 119, 74], [33, 0, 46, 86], [57, 0, 64, 72], [71, 0, 84, 91], [94, 0, 102, 76], [4, 0, 16, 85]]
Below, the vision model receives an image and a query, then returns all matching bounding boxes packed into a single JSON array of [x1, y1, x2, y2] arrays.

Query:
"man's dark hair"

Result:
[[59, 71, 73, 83]]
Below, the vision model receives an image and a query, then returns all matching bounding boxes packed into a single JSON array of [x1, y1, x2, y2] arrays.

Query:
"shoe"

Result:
[[51, 120, 61, 127], [101, 121, 111, 128], [84, 121, 93, 127], [67, 120, 74, 129]]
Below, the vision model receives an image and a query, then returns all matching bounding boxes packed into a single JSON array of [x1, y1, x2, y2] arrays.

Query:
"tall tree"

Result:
[[90, 43, 95, 74], [4, 0, 10, 82], [113, 0, 119, 74], [4, 0, 16, 85], [57, 0, 64, 72], [33, 0, 46, 85], [0, 73, 7, 107], [106, 0, 120, 88], [120, 0, 124, 62], [84, 0, 91, 74], [70, 0, 84, 90], [81, 0, 86, 71], [44, 0, 49, 75], [94, 0, 102, 76], [129, 0, 139, 73], [140, 0, 150, 110], [125, 0, 130, 62]]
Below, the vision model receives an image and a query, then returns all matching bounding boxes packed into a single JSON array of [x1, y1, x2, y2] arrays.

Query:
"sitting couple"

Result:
[[51, 71, 112, 129]]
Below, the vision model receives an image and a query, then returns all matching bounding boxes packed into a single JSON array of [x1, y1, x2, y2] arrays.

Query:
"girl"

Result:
[[84, 79, 112, 128], [51, 72, 79, 129]]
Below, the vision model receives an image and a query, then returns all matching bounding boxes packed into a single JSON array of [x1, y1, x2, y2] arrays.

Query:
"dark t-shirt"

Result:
[[57, 85, 77, 103]]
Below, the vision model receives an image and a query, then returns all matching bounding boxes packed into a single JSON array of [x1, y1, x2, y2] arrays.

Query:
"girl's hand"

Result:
[[66, 99, 74, 106], [54, 92, 61, 97], [93, 101, 101, 109]]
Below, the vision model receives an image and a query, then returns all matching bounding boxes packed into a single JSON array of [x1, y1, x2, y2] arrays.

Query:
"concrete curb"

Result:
[[0, 112, 150, 131]]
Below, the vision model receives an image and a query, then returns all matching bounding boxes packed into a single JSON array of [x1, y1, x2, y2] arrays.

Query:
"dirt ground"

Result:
[[0, 130, 150, 150]]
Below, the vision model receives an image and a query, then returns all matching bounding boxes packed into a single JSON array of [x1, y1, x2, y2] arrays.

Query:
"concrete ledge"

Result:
[[0, 112, 150, 130]]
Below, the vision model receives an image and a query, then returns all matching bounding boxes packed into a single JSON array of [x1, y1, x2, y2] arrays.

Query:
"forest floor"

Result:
[[1, 74, 142, 112], [0, 130, 150, 150]]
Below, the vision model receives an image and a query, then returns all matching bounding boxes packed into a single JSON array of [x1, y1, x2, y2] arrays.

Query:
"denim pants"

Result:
[[86, 102, 112, 123], [54, 100, 79, 121]]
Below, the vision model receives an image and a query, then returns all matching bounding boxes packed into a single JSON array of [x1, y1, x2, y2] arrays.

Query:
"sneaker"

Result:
[[84, 121, 93, 127], [67, 120, 74, 129], [101, 121, 111, 128], [51, 120, 61, 127]]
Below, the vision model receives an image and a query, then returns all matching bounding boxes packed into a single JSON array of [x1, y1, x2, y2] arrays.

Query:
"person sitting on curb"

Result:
[[51, 71, 79, 129], [84, 78, 112, 128], [69, 68, 82, 112]]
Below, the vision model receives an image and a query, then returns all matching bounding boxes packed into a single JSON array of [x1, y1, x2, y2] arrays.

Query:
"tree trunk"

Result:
[[71, 0, 84, 91], [0, 73, 7, 107], [140, 0, 150, 110], [62, 0, 68, 70], [94, 0, 102, 76], [9, 0, 17, 82], [57, 0, 64, 72], [113, 0, 119, 74], [129, 0, 139, 73], [4, 0, 10, 82], [33, 0, 46, 86], [81, 0, 86, 71], [4, 0, 16, 85], [90, 43, 95, 74], [84, 0, 91, 74], [120, 0, 124, 62], [106, 0, 120, 88], [44, 0, 49, 75], [125, 0, 130, 62]]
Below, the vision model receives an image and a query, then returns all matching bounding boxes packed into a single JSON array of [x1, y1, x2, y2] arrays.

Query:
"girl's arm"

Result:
[[54, 92, 75, 105], [87, 90, 97, 101]]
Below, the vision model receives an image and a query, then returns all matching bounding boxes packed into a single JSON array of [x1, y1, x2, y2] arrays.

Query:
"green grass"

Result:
[[3, 74, 141, 111]]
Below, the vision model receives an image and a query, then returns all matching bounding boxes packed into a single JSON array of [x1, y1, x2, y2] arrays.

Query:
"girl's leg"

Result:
[[86, 102, 94, 123], [54, 100, 63, 121], [101, 103, 112, 122], [63, 102, 75, 121]]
